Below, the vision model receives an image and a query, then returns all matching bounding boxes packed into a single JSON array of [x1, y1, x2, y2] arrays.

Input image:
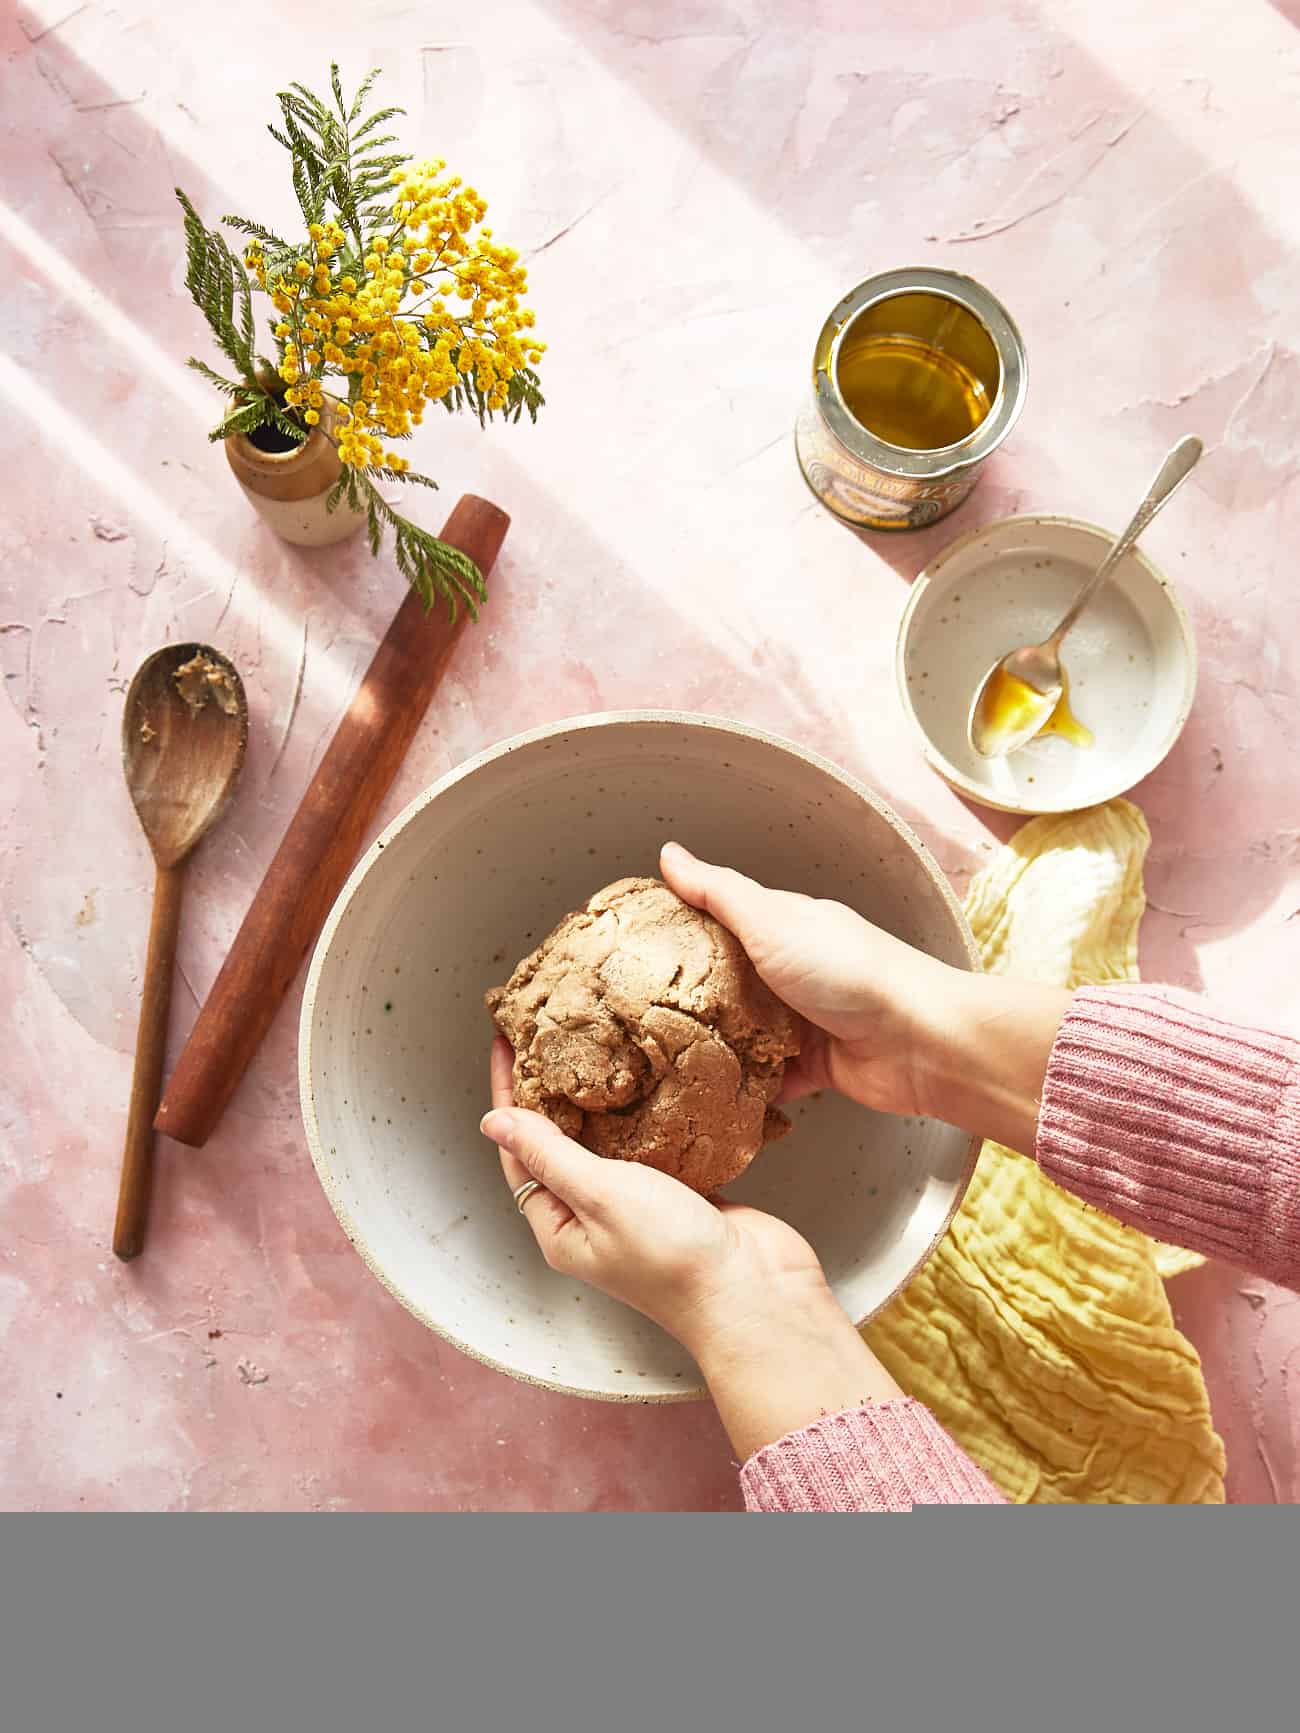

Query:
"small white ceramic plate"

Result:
[[895, 515, 1197, 815], [300, 713, 980, 1403]]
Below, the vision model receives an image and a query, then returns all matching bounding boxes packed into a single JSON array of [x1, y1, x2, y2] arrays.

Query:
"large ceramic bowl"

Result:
[[300, 713, 980, 1401]]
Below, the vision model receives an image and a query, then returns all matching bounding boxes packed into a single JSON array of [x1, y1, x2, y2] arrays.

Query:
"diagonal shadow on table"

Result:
[[528, 0, 1300, 983], [3, 10, 1017, 1513], [5, 6, 1297, 1508], [8, 0, 1295, 1142], [9, 3, 1296, 1027]]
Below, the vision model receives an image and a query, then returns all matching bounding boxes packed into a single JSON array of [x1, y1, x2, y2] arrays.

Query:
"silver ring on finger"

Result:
[[512, 1179, 544, 1215]]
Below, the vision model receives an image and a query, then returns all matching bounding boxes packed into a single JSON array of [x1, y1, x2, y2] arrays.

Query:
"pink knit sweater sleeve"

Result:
[[1037, 984, 1300, 1288], [740, 983, 1300, 1511], [740, 1398, 1005, 1512]]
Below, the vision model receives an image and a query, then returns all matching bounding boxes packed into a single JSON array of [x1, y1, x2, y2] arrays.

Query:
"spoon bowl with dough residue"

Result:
[[114, 644, 248, 1261]]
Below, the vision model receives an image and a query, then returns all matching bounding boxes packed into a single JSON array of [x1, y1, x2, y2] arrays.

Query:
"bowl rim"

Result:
[[894, 513, 1199, 816], [299, 709, 984, 1402]]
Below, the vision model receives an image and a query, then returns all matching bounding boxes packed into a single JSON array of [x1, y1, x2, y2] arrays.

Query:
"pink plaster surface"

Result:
[[3, 0, 1299, 1509]]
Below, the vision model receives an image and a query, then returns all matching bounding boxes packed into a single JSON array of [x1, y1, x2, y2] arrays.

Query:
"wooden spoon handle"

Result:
[[114, 861, 186, 1261]]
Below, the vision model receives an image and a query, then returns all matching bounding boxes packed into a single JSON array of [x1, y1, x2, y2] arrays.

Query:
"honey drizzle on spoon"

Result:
[[975, 664, 1094, 756]]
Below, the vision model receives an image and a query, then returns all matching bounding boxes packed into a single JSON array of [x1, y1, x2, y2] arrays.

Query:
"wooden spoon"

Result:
[[115, 643, 248, 1260]]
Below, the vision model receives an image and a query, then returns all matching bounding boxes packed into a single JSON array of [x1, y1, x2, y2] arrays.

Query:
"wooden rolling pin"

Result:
[[155, 493, 509, 1147]]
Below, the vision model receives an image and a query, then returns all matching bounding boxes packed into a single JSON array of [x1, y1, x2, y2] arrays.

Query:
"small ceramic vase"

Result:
[[224, 408, 366, 548]]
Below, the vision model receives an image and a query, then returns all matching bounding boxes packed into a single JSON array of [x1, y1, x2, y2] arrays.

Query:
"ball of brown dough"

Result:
[[484, 877, 801, 1194]]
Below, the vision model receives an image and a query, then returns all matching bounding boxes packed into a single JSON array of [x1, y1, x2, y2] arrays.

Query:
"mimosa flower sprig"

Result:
[[177, 65, 544, 615]]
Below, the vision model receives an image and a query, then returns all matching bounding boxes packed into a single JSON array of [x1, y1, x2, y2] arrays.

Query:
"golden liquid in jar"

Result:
[[979, 665, 1095, 752], [836, 333, 993, 450]]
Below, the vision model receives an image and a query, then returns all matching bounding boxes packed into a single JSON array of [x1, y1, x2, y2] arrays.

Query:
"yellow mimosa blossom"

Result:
[[181, 65, 542, 614]]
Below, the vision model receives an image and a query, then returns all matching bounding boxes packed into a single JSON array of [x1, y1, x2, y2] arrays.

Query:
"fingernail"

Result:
[[662, 840, 695, 865], [481, 1109, 515, 1143]]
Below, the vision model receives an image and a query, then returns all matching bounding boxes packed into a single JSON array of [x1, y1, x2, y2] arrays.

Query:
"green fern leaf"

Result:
[[221, 214, 289, 249], [186, 357, 244, 397], [353, 106, 403, 142], [210, 396, 271, 442], [348, 70, 382, 124]]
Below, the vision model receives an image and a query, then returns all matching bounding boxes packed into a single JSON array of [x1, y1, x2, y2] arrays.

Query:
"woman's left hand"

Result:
[[483, 1038, 829, 1362], [484, 1038, 904, 1458]]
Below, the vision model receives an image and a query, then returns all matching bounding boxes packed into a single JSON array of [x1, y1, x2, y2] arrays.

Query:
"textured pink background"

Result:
[[3, 0, 1298, 1508]]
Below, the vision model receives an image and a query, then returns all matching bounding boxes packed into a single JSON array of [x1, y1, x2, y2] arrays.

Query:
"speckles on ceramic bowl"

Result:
[[299, 712, 980, 1402], [896, 516, 1197, 815]]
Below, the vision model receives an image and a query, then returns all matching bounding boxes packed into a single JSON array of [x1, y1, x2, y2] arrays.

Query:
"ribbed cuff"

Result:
[[740, 1398, 1006, 1512], [1037, 985, 1300, 1287]]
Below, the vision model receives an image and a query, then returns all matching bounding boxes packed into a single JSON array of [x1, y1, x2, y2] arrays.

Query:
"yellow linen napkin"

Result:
[[865, 799, 1226, 1504]]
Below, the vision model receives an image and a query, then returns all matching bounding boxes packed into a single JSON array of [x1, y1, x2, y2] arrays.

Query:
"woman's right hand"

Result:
[[659, 842, 1069, 1153], [660, 841, 965, 1118]]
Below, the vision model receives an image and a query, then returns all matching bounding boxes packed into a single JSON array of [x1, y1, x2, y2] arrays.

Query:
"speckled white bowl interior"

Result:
[[300, 713, 980, 1401], [897, 516, 1197, 815]]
